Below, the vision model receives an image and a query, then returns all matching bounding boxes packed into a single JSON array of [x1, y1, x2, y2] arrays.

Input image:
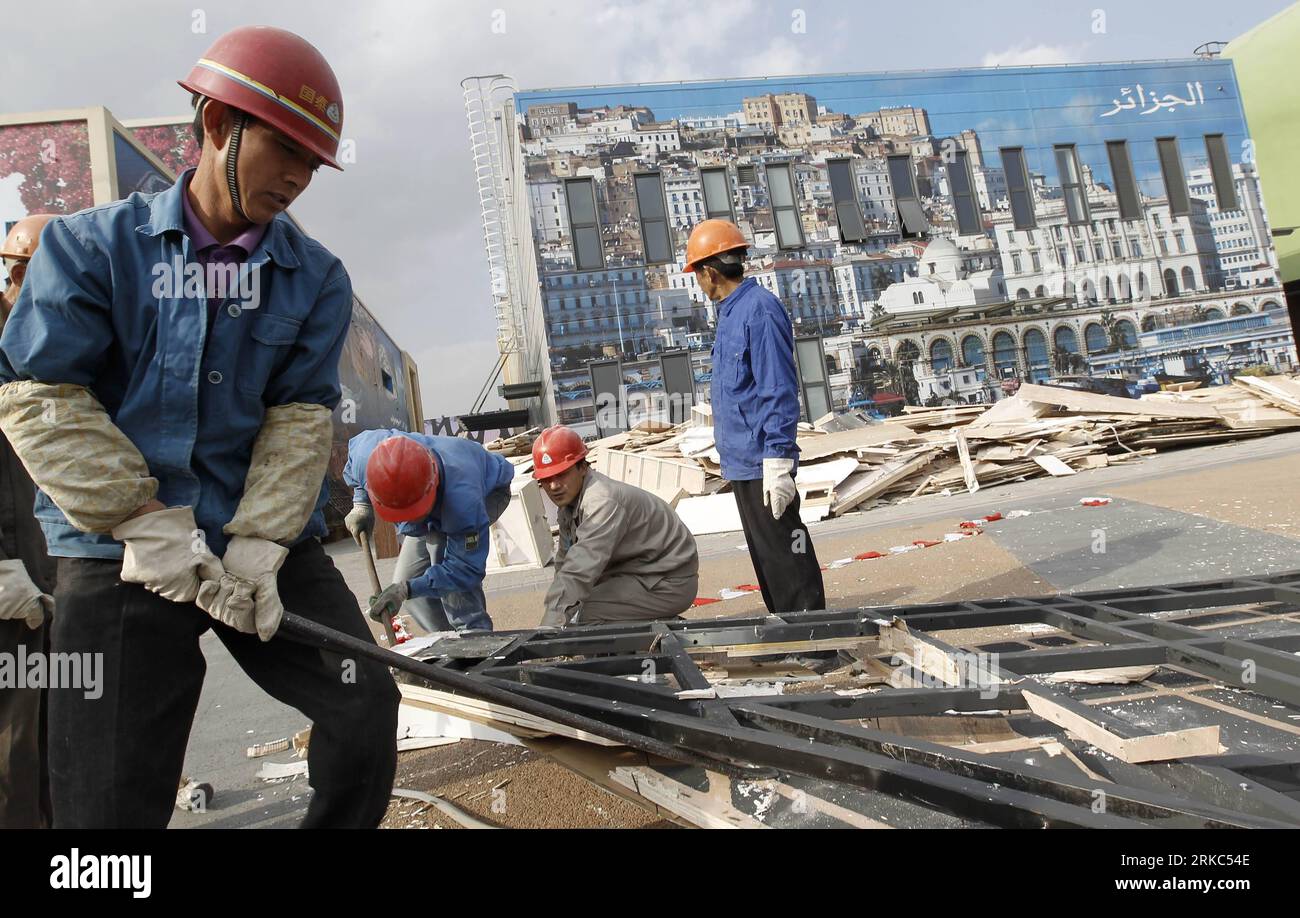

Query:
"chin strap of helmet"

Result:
[[224, 109, 249, 221]]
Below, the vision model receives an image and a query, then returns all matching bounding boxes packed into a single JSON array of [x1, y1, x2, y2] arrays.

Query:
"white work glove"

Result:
[[0, 559, 54, 630], [112, 506, 224, 603], [368, 581, 410, 623], [762, 458, 798, 521], [217, 537, 290, 641], [344, 502, 375, 546]]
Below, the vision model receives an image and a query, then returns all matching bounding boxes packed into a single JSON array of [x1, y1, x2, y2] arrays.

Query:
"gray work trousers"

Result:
[[577, 569, 699, 624], [393, 485, 512, 633]]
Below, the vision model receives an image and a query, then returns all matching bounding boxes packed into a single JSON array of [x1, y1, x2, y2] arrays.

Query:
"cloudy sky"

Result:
[[2, 0, 1292, 418]]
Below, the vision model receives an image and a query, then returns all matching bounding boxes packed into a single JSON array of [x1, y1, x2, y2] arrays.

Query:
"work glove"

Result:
[[221, 537, 290, 641], [344, 502, 375, 546], [196, 573, 257, 633], [369, 580, 410, 623], [762, 458, 798, 521], [0, 559, 54, 630], [112, 505, 224, 603]]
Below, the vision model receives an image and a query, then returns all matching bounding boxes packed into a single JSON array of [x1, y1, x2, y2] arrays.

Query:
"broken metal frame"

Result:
[[295, 571, 1300, 828]]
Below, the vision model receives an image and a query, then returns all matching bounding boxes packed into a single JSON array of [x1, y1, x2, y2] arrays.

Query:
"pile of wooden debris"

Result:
[[484, 427, 541, 458], [583, 376, 1300, 536]]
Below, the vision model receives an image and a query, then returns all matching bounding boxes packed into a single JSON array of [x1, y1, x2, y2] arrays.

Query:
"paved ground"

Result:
[[170, 429, 1300, 828]]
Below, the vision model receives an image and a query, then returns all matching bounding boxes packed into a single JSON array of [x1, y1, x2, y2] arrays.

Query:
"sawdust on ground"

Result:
[[381, 740, 676, 829]]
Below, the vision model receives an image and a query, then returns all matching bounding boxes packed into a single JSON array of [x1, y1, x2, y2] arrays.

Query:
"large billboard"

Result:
[[511, 59, 1288, 414], [0, 120, 94, 233]]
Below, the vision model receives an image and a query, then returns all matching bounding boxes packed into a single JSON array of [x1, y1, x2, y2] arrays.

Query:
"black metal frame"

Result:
[[285, 570, 1300, 828]]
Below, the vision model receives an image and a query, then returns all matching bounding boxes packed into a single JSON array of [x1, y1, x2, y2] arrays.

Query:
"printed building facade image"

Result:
[[468, 56, 1291, 435]]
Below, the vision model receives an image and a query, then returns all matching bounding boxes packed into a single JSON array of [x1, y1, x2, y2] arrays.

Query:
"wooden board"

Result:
[[398, 683, 622, 747], [675, 492, 743, 536], [602, 449, 709, 500], [1013, 383, 1224, 420], [1231, 375, 1300, 415], [1039, 665, 1159, 685], [1032, 454, 1076, 477], [955, 430, 979, 494], [796, 425, 923, 461], [965, 393, 1054, 429], [1022, 690, 1220, 763], [831, 449, 940, 514]]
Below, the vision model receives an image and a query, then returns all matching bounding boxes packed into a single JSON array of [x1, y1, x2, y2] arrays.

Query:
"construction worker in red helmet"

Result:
[[343, 429, 515, 633], [0, 214, 59, 828], [685, 219, 826, 617], [532, 425, 698, 628], [0, 26, 400, 828]]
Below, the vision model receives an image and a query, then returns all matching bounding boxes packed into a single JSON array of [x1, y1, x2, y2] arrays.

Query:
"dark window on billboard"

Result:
[[1155, 137, 1191, 216], [1054, 144, 1090, 225], [827, 158, 868, 243], [737, 164, 757, 185], [564, 178, 604, 270], [1105, 140, 1142, 222], [633, 172, 672, 265], [887, 154, 928, 237], [113, 132, 173, 199], [700, 167, 735, 222], [766, 163, 804, 249], [1204, 133, 1239, 213], [949, 149, 982, 236], [1000, 146, 1036, 229]]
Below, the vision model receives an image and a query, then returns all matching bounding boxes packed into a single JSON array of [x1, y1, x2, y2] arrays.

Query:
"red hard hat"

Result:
[[179, 25, 344, 170], [532, 426, 588, 480], [365, 437, 439, 523]]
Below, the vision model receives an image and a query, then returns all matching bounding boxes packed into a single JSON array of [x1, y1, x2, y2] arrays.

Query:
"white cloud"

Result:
[[982, 44, 1086, 67]]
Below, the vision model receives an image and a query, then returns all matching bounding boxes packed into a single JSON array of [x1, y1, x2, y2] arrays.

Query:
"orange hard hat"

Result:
[[1, 214, 56, 261], [179, 25, 344, 170], [683, 219, 748, 273], [532, 426, 588, 480], [365, 436, 440, 523]]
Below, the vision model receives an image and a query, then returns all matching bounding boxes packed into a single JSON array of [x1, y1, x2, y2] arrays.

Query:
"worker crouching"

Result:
[[533, 426, 699, 628]]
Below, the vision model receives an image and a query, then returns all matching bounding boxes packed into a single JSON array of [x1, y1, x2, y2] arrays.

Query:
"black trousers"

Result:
[[731, 477, 826, 614], [48, 539, 399, 829], [0, 618, 50, 828]]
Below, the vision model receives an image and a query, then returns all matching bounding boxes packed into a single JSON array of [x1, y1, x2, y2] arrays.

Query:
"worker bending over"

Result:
[[344, 431, 514, 633], [0, 27, 399, 828], [0, 215, 58, 828], [534, 426, 698, 628]]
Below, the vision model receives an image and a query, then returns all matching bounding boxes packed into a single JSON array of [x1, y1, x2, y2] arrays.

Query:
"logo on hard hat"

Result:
[[541, 453, 553, 465], [326, 102, 341, 125]]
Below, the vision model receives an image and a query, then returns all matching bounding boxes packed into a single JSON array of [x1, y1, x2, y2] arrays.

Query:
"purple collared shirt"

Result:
[[180, 177, 267, 329]]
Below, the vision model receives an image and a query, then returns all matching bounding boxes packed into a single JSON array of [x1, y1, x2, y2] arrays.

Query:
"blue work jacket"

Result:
[[0, 170, 353, 558], [709, 277, 801, 480], [343, 430, 515, 598]]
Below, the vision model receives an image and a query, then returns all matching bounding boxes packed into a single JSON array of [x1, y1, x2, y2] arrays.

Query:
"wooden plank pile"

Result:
[[581, 376, 1300, 534], [484, 427, 541, 457]]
